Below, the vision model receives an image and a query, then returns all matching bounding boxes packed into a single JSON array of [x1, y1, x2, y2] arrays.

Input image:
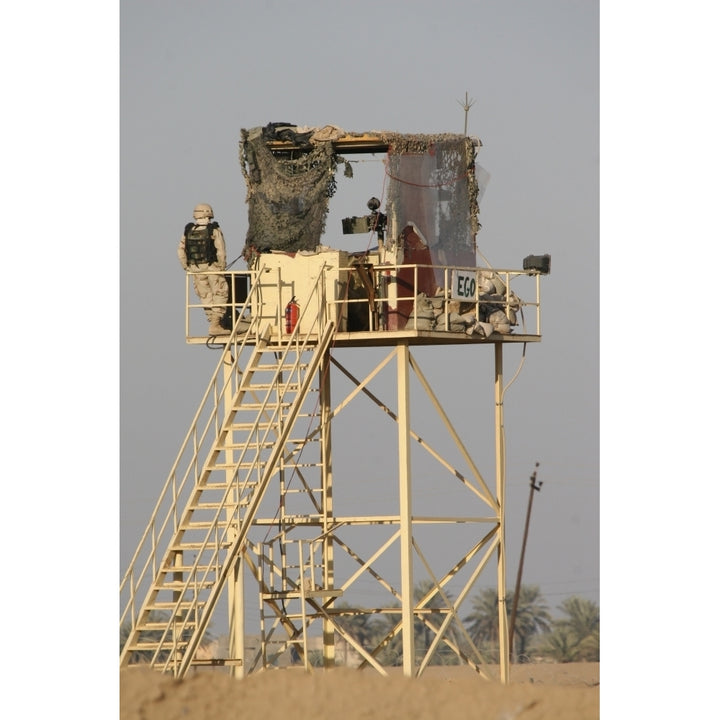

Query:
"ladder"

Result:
[[120, 270, 336, 677]]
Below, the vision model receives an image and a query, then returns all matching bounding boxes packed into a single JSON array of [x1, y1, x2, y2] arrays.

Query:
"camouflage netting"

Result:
[[380, 132, 480, 226], [239, 126, 480, 268], [239, 126, 342, 264], [381, 132, 480, 268]]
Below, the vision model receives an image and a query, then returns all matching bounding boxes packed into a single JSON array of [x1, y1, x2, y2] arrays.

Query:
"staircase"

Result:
[[120, 270, 336, 677]]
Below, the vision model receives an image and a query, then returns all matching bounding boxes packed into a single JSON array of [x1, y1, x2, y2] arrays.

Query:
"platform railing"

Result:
[[184, 263, 545, 341], [332, 262, 543, 336]]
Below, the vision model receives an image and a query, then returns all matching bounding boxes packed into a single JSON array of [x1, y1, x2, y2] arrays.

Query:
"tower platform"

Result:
[[183, 254, 546, 348], [187, 328, 542, 347]]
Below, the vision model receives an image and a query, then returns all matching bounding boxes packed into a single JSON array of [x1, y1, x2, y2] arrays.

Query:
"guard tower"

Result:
[[119, 126, 550, 682]]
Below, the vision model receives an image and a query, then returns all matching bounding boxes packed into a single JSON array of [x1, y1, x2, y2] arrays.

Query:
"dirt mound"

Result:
[[120, 663, 599, 720]]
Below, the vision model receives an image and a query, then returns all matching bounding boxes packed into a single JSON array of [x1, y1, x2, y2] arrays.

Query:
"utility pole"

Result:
[[457, 91, 476, 136], [508, 462, 542, 660]]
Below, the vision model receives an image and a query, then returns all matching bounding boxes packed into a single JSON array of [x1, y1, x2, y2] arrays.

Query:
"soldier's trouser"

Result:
[[191, 266, 229, 322]]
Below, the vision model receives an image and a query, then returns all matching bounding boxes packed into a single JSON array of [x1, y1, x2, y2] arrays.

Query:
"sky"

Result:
[[118, 0, 599, 613], [6, 1, 720, 716]]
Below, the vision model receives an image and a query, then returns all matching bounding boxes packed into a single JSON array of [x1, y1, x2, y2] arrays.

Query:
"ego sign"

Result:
[[451, 270, 477, 300]]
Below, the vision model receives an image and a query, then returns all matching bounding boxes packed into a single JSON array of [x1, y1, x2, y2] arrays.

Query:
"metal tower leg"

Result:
[[228, 556, 244, 677], [494, 343, 510, 683], [320, 349, 336, 668], [397, 342, 415, 677], [223, 350, 244, 678]]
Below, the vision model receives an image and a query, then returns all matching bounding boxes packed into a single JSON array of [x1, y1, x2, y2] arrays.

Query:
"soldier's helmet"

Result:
[[193, 203, 214, 220]]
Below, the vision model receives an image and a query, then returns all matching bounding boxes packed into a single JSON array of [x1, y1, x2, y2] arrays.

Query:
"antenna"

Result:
[[457, 91, 476, 135]]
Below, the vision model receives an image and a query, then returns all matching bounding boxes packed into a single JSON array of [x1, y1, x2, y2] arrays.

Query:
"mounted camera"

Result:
[[342, 197, 387, 241]]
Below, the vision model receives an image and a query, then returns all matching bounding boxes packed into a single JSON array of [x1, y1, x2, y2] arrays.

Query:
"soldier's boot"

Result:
[[208, 319, 230, 336]]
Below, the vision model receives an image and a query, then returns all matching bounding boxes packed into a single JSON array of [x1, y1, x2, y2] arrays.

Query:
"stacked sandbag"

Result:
[[435, 312, 468, 332], [407, 292, 435, 330], [466, 319, 495, 337], [479, 269, 507, 295], [429, 292, 446, 318], [486, 308, 512, 334], [405, 279, 522, 336], [478, 290, 520, 334]]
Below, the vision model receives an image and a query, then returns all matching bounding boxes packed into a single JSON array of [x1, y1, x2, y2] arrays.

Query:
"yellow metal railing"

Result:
[[183, 262, 545, 341], [120, 268, 333, 673]]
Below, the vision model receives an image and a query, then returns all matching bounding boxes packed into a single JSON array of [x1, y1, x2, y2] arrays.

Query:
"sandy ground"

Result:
[[120, 662, 599, 720]]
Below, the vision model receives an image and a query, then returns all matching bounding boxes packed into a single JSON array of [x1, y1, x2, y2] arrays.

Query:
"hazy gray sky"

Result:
[[9, 1, 720, 713], [120, 0, 599, 614]]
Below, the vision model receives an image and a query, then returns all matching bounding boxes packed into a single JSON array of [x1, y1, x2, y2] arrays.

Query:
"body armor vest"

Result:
[[184, 222, 219, 265]]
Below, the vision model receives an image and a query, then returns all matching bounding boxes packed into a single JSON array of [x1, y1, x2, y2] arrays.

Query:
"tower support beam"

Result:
[[397, 342, 414, 676], [224, 351, 245, 678], [494, 343, 510, 683]]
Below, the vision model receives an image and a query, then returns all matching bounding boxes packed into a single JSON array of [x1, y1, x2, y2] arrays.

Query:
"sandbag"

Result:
[[435, 312, 467, 332]]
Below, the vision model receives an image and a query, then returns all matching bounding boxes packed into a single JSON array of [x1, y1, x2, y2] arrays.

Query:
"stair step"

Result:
[[182, 520, 237, 530], [227, 422, 281, 431], [147, 600, 207, 611], [126, 641, 190, 651], [238, 402, 294, 410], [138, 621, 188, 631], [214, 441, 277, 450], [245, 383, 303, 391], [192, 501, 249, 511], [169, 542, 231, 551], [226, 423, 319, 434], [220, 435, 319, 446], [262, 589, 343, 600], [253, 358, 308, 364], [155, 580, 216, 590], [229, 408, 319, 416], [200, 481, 257, 490], [207, 465, 269, 474], [157, 565, 218, 575]]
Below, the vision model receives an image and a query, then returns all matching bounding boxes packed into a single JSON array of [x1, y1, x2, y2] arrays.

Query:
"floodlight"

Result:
[[523, 254, 551, 274]]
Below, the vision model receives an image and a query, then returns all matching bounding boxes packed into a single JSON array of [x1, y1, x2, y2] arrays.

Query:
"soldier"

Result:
[[178, 203, 230, 336]]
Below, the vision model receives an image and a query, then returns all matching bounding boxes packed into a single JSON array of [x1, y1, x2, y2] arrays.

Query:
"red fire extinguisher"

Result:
[[285, 296, 299, 334]]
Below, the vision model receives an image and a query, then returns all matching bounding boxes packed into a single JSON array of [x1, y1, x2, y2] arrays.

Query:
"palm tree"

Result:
[[554, 596, 599, 661], [464, 587, 501, 649], [538, 626, 580, 662], [413, 579, 460, 665], [537, 596, 599, 662], [464, 585, 551, 662], [556, 596, 599, 639], [333, 602, 383, 649], [366, 581, 461, 667], [368, 603, 403, 666], [510, 585, 552, 659]]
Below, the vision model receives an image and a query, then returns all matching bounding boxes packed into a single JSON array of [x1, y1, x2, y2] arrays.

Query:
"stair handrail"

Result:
[[120, 283, 267, 652], [120, 279, 264, 626], [152, 268, 332, 673], [120, 264, 333, 671], [176, 315, 337, 676]]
